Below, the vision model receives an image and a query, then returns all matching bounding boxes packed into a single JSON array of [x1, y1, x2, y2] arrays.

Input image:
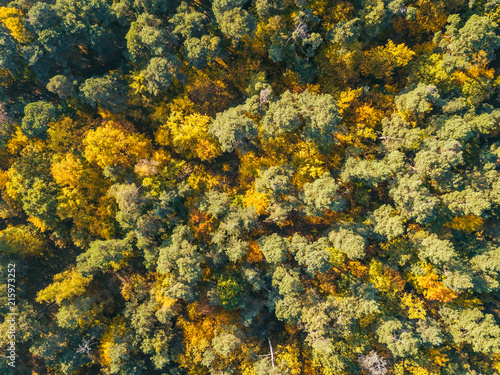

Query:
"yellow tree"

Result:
[[156, 111, 221, 161], [83, 121, 151, 169]]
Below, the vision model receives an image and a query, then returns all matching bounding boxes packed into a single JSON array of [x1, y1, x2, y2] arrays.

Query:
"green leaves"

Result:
[[80, 75, 125, 112], [376, 318, 420, 357], [77, 235, 134, 276], [209, 104, 258, 153], [212, 0, 256, 40], [329, 228, 366, 260], [440, 307, 500, 354], [258, 233, 290, 265], [21, 101, 56, 138]]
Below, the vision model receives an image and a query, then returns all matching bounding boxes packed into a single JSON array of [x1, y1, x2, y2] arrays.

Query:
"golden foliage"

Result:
[[244, 189, 269, 215], [157, 111, 221, 161], [246, 241, 264, 263], [83, 121, 151, 168], [361, 40, 415, 80], [416, 273, 458, 303], [36, 268, 92, 305], [400, 292, 427, 319], [444, 214, 484, 232], [369, 260, 406, 294], [0, 7, 31, 43]]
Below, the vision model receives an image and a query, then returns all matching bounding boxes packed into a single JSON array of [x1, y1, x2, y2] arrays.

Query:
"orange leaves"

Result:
[[416, 273, 458, 303], [190, 209, 216, 242], [246, 241, 264, 263]]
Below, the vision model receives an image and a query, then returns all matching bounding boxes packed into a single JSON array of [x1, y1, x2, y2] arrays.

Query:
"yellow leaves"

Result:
[[129, 70, 147, 96], [348, 260, 368, 278], [244, 189, 269, 215], [276, 344, 302, 375], [186, 164, 220, 191], [99, 316, 128, 369], [427, 348, 448, 367], [416, 273, 458, 303], [0, 224, 46, 256], [337, 88, 362, 116], [157, 111, 221, 161], [36, 268, 92, 305], [83, 121, 151, 168], [401, 292, 427, 319], [6, 127, 28, 154], [369, 260, 406, 294], [178, 314, 218, 366], [291, 141, 327, 187], [51, 153, 84, 188], [152, 274, 178, 310], [361, 40, 415, 80], [27, 216, 48, 232], [0, 7, 31, 43], [444, 214, 483, 233]]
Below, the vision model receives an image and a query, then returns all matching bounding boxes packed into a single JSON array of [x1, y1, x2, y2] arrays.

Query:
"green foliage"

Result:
[[209, 104, 258, 153], [258, 233, 289, 265], [376, 318, 420, 357], [142, 56, 182, 95], [46, 75, 76, 98], [3, 1, 500, 374], [440, 307, 500, 354], [21, 101, 56, 138], [212, 0, 256, 40], [329, 228, 366, 259], [80, 75, 125, 112]]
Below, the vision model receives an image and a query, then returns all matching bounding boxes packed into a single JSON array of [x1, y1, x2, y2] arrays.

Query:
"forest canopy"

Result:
[[1, 0, 500, 374]]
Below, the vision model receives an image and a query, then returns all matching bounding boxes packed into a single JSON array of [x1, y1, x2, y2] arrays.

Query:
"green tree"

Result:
[[212, 0, 256, 40], [79, 75, 125, 112], [21, 101, 56, 138]]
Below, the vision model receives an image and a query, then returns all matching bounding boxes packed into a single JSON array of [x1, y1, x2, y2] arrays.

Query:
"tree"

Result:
[[209, 104, 258, 153], [367, 205, 404, 240], [46, 75, 76, 98], [257, 233, 290, 265], [184, 35, 223, 69], [126, 13, 177, 65], [440, 307, 500, 354], [79, 75, 126, 112], [0, 23, 19, 74], [142, 56, 182, 95], [416, 232, 457, 265], [389, 174, 440, 225], [169, 2, 207, 39], [157, 225, 202, 301], [358, 351, 388, 375], [341, 150, 404, 187], [290, 234, 331, 275], [329, 228, 366, 259], [212, 0, 256, 40], [21, 101, 56, 138], [439, 15, 500, 70], [77, 234, 134, 276], [376, 318, 420, 357], [83, 122, 151, 168]]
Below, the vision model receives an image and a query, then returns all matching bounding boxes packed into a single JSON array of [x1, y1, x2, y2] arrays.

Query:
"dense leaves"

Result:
[[1, 0, 500, 374]]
